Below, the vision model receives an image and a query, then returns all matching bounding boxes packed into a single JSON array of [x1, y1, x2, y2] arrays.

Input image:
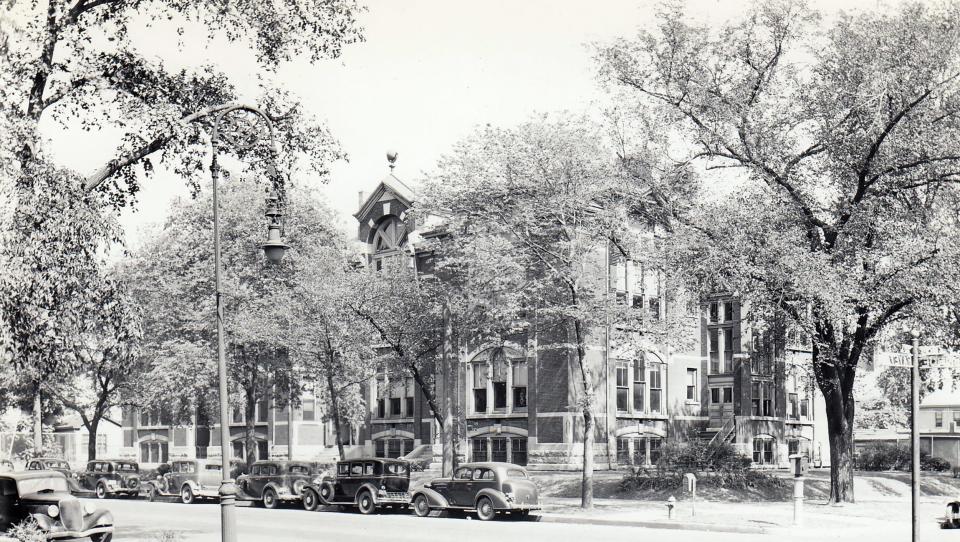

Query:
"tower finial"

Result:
[[386, 149, 398, 172]]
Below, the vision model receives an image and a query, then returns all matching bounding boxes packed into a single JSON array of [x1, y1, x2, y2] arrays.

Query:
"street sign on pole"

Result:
[[878, 352, 960, 369]]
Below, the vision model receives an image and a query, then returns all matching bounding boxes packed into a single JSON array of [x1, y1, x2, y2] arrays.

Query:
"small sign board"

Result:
[[879, 352, 960, 369]]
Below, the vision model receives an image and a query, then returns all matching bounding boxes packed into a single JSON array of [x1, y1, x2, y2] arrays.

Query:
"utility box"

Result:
[[788, 454, 807, 477]]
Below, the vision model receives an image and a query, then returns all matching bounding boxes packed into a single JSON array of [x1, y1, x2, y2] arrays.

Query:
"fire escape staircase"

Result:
[[706, 416, 736, 447]]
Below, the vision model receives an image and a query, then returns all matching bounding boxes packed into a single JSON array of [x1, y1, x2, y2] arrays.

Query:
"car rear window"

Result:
[[47, 461, 69, 469], [116, 463, 137, 472], [506, 469, 528, 479], [205, 465, 222, 472], [384, 463, 408, 475]]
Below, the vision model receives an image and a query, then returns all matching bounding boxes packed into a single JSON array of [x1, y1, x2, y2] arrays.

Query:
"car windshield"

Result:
[[116, 463, 137, 472], [384, 463, 408, 475], [17, 476, 69, 494], [506, 469, 528, 479]]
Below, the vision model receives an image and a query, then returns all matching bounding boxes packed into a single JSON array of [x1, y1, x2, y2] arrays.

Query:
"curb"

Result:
[[537, 514, 767, 534]]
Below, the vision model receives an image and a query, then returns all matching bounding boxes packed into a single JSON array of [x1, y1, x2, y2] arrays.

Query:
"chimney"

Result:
[[358, 190, 366, 209]]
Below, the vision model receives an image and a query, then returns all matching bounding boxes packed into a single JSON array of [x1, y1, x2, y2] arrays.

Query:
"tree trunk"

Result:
[[244, 387, 258, 468], [572, 314, 594, 510], [33, 385, 42, 457], [811, 330, 858, 503], [326, 371, 346, 461], [823, 383, 856, 502], [441, 304, 457, 476], [87, 418, 100, 462]]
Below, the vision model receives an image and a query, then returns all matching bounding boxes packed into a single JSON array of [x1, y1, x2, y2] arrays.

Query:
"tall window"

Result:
[[753, 438, 774, 465], [723, 328, 733, 372], [686, 369, 697, 401], [473, 362, 488, 413], [936, 411, 944, 427], [633, 358, 645, 411], [752, 382, 761, 416], [256, 398, 269, 423], [512, 362, 528, 410], [711, 387, 720, 404], [491, 438, 508, 462], [616, 362, 629, 411], [649, 366, 662, 414], [301, 398, 316, 422], [511, 438, 528, 466], [788, 393, 799, 420], [492, 355, 508, 410], [472, 438, 488, 462], [800, 399, 809, 419], [376, 377, 387, 418], [709, 329, 720, 373]]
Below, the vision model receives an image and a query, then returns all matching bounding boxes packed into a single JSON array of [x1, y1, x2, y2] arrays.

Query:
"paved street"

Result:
[[79, 496, 960, 542]]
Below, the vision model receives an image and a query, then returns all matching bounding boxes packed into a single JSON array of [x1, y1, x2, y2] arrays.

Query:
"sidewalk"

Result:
[[535, 496, 926, 539]]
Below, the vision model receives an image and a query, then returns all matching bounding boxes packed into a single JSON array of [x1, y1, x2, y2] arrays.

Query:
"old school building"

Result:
[[352, 167, 830, 470]]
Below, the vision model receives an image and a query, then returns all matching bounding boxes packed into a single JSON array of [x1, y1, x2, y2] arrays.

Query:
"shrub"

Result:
[[921, 454, 952, 472], [6, 518, 45, 542], [619, 438, 785, 493]]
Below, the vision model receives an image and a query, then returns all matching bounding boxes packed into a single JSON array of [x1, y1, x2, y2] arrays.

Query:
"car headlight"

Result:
[[377, 489, 386, 497], [47, 505, 59, 517], [84, 503, 96, 515]]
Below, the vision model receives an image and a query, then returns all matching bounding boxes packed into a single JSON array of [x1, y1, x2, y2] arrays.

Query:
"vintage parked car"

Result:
[[24, 458, 82, 493], [144, 459, 242, 504], [0, 471, 114, 541], [302, 458, 410, 514], [237, 460, 320, 509], [410, 462, 539, 521], [76, 460, 141, 499]]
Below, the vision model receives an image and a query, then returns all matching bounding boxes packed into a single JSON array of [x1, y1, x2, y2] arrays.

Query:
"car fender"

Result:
[[66, 477, 83, 494], [85, 509, 114, 527], [475, 488, 509, 509], [410, 487, 450, 509], [96, 476, 116, 490], [309, 481, 335, 504], [355, 482, 380, 504], [262, 481, 288, 498], [182, 479, 202, 493]]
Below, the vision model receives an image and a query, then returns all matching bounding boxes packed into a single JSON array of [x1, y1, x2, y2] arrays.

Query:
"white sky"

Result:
[[42, 0, 885, 247]]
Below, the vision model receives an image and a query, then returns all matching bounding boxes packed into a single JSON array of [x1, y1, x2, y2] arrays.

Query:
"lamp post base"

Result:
[[220, 479, 238, 542]]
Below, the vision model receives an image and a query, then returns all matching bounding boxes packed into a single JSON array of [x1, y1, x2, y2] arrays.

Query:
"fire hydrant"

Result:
[[666, 496, 677, 519]]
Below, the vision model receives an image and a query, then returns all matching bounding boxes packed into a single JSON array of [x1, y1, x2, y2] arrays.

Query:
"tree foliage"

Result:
[[597, 0, 960, 502]]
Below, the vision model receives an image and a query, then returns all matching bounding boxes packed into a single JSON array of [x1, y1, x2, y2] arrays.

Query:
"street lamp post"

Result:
[[911, 329, 920, 542], [209, 104, 289, 542]]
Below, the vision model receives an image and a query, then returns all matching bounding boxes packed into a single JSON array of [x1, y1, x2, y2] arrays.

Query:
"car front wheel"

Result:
[[302, 488, 319, 512], [357, 491, 376, 515], [413, 494, 431, 518], [181, 485, 195, 505], [476, 497, 496, 521], [263, 488, 279, 510], [95, 483, 107, 499]]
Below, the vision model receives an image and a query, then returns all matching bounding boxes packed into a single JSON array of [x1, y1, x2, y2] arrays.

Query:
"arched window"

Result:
[[469, 347, 526, 414]]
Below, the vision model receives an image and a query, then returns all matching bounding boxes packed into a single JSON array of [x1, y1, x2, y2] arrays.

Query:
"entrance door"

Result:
[[491, 438, 508, 462]]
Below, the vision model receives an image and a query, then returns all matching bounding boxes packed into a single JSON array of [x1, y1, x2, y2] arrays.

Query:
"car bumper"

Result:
[[46, 526, 114, 539], [376, 493, 411, 504], [504, 502, 539, 511]]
